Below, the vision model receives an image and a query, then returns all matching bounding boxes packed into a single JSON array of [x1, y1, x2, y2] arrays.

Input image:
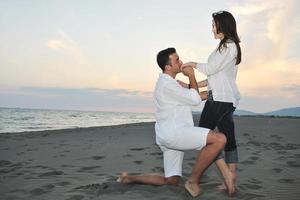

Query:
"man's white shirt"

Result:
[[153, 73, 202, 146]]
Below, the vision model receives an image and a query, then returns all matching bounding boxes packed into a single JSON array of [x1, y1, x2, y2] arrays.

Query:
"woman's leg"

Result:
[[199, 101, 235, 195], [217, 108, 238, 188]]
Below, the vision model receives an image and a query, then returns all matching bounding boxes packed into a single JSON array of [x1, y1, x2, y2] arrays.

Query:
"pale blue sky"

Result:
[[0, 0, 299, 113]]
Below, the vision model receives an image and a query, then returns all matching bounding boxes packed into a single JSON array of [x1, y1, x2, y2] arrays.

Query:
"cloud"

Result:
[[225, 0, 300, 111], [46, 30, 87, 64], [0, 87, 154, 113], [232, 4, 266, 15]]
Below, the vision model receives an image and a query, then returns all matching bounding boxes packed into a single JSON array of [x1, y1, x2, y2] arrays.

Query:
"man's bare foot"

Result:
[[185, 180, 202, 197], [117, 172, 132, 184], [224, 170, 236, 196]]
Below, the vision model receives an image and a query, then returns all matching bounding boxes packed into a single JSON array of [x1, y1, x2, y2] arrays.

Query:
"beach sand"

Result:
[[0, 116, 300, 200]]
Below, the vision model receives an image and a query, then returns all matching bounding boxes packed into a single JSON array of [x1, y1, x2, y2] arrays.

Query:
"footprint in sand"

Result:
[[277, 150, 287, 155], [246, 140, 261, 147], [75, 183, 109, 191], [269, 142, 283, 150], [248, 178, 262, 184], [123, 154, 133, 157], [272, 168, 283, 173], [253, 150, 261, 155], [130, 148, 145, 151], [65, 195, 84, 200], [151, 166, 164, 173], [27, 148, 38, 151], [92, 156, 105, 160], [285, 143, 300, 150], [150, 152, 163, 156], [240, 160, 255, 165], [240, 183, 262, 190], [29, 184, 55, 196], [0, 160, 12, 167], [278, 178, 296, 184], [61, 164, 76, 168], [243, 133, 250, 137], [270, 134, 283, 140], [286, 161, 300, 168], [156, 156, 163, 160], [59, 143, 70, 146], [56, 181, 71, 186], [133, 160, 143, 165], [249, 156, 259, 161], [77, 166, 101, 172], [38, 170, 65, 177]]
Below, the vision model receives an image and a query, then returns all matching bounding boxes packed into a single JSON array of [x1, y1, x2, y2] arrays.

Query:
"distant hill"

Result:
[[195, 107, 300, 117], [234, 109, 257, 116], [263, 107, 300, 117]]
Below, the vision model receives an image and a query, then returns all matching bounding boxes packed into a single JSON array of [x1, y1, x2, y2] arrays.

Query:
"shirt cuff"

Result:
[[189, 88, 202, 105], [196, 63, 206, 73]]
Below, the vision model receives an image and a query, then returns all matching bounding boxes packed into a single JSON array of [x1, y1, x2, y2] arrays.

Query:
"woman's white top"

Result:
[[196, 41, 240, 107]]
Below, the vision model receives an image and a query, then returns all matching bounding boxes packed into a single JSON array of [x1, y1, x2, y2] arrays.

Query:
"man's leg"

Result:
[[185, 131, 227, 197], [118, 172, 180, 186], [118, 148, 183, 186]]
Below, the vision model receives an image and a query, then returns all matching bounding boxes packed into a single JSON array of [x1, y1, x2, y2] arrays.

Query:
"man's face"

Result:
[[168, 53, 183, 73]]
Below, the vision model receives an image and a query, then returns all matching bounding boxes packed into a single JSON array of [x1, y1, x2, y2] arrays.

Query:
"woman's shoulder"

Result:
[[225, 40, 238, 52], [225, 40, 236, 47]]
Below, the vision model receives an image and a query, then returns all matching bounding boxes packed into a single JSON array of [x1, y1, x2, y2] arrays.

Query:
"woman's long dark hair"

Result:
[[212, 11, 241, 65]]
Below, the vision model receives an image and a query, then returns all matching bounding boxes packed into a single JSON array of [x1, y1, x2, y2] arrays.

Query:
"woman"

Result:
[[181, 10, 241, 191]]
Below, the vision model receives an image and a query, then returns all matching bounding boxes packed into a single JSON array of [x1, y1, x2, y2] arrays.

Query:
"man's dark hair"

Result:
[[156, 48, 176, 71]]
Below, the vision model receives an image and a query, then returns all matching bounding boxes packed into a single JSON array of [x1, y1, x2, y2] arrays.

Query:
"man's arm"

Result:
[[181, 66, 198, 92]]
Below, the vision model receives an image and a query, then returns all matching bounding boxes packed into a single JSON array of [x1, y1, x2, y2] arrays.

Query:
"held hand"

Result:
[[176, 80, 189, 88], [181, 62, 197, 71], [200, 91, 208, 100], [181, 66, 195, 77]]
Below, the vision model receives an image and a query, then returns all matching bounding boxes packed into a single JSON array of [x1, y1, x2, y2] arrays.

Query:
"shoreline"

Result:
[[1, 115, 299, 135], [0, 121, 155, 135]]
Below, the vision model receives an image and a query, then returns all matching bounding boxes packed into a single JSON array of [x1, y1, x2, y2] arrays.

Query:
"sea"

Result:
[[0, 107, 155, 133]]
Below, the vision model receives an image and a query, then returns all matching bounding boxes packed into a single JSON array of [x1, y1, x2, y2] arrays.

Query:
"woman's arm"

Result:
[[198, 79, 207, 88], [177, 79, 208, 88], [181, 44, 236, 76]]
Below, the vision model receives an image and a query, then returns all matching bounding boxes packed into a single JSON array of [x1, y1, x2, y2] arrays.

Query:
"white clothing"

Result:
[[154, 73, 210, 177], [196, 42, 240, 107]]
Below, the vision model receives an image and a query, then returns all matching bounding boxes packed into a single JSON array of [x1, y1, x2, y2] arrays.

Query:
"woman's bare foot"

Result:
[[224, 170, 236, 196], [185, 180, 202, 197], [117, 172, 132, 184]]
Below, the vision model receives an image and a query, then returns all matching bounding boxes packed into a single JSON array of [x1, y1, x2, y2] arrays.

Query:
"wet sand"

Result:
[[0, 116, 299, 199]]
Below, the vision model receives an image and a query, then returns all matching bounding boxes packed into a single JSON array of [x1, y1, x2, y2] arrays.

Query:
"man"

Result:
[[118, 48, 234, 197]]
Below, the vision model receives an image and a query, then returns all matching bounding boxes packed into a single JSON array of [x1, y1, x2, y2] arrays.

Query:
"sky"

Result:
[[0, 0, 299, 113]]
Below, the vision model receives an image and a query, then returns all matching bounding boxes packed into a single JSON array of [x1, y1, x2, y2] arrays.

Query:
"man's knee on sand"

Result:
[[164, 176, 180, 186], [207, 130, 227, 148]]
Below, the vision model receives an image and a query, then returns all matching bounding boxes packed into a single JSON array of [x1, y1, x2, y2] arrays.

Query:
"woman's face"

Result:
[[212, 20, 224, 40]]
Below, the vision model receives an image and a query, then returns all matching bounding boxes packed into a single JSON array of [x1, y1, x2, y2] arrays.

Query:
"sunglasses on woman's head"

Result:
[[213, 11, 224, 16]]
